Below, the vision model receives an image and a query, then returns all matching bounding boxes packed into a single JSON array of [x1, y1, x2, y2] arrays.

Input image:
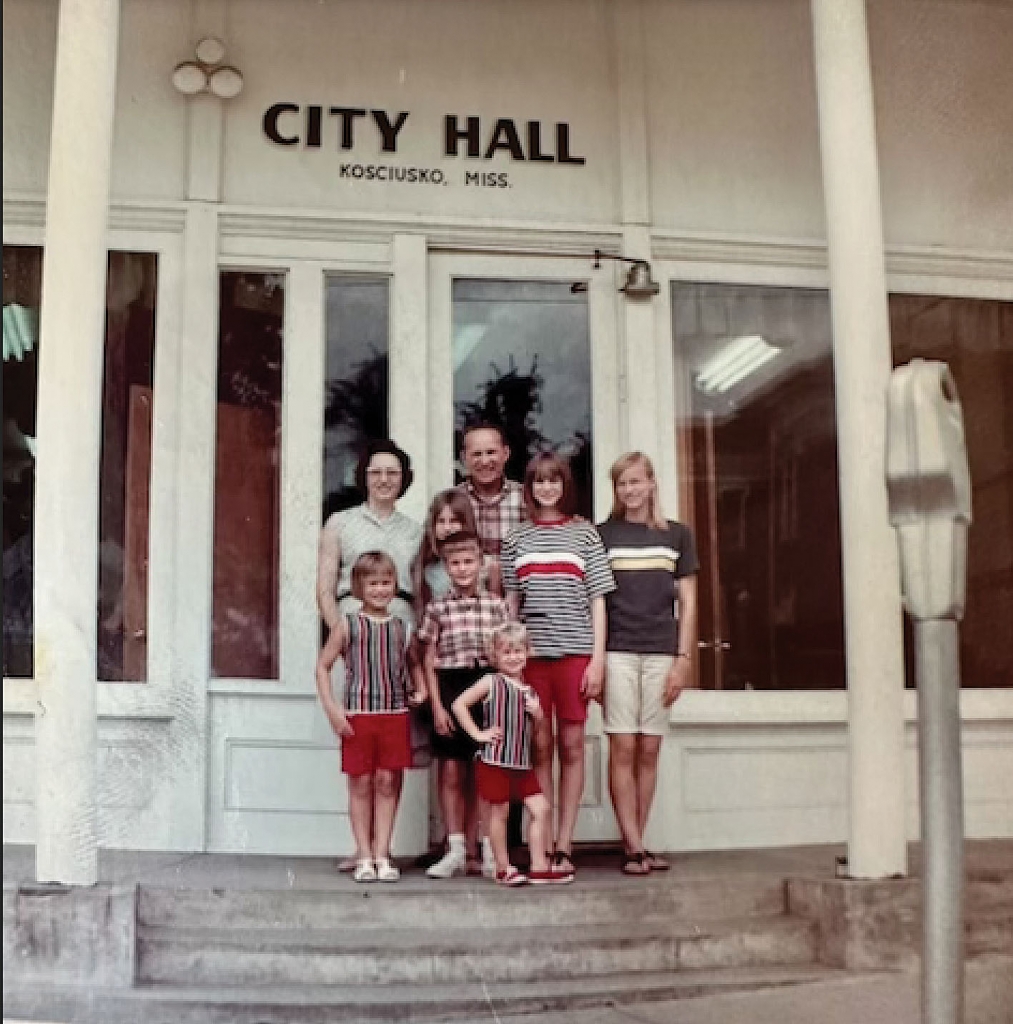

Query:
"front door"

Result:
[[430, 254, 622, 842]]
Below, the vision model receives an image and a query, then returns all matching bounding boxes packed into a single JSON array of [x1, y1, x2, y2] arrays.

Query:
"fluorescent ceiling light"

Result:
[[695, 334, 780, 394]]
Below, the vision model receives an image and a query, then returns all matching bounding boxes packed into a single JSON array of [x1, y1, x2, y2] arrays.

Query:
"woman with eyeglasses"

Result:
[[317, 439, 422, 631]]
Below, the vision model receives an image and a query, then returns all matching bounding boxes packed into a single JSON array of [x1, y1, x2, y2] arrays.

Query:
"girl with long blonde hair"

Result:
[[596, 452, 699, 874]]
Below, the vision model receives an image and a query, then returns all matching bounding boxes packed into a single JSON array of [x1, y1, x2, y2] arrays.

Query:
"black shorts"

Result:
[[432, 665, 486, 762]]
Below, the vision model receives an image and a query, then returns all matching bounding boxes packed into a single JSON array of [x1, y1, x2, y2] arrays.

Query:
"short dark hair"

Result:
[[438, 528, 482, 559], [461, 421, 507, 452], [522, 450, 576, 518], [355, 439, 414, 497]]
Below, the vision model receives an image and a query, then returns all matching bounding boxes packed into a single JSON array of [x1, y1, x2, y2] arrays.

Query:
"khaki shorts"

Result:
[[604, 652, 674, 736]]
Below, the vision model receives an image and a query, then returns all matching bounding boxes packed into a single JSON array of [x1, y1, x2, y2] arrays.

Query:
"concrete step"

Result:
[[2, 965, 845, 1024], [136, 872, 789, 932], [966, 907, 1013, 956], [137, 914, 818, 986]]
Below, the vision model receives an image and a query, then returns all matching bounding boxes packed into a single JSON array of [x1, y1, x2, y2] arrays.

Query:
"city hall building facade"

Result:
[[3, 0, 1011, 883]]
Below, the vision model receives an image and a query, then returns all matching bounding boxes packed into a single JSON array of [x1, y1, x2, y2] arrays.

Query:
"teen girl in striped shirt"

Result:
[[501, 452, 616, 876], [315, 551, 425, 883]]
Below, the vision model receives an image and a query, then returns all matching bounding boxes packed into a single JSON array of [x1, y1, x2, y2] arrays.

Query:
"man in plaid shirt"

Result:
[[458, 423, 526, 558], [417, 529, 510, 878], [457, 421, 528, 852]]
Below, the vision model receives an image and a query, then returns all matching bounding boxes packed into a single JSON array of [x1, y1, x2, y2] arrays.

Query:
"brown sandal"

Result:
[[644, 850, 670, 871], [622, 851, 651, 876]]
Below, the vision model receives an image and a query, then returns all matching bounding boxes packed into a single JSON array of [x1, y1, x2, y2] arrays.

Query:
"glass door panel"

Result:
[[673, 282, 846, 690], [211, 271, 285, 679], [323, 276, 390, 518], [452, 278, 593, 515]]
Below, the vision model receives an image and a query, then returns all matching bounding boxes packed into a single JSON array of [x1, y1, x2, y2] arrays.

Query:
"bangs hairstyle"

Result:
[[424, 489, 477, 551], [350, 550, 398, 599], [355, 439, 414, 498], [522, 450, 576, 518], [412, 489, 479, 615], [609, 451, 667, 530], [438, 527, 482, 558], [485, 620, 530, 664]]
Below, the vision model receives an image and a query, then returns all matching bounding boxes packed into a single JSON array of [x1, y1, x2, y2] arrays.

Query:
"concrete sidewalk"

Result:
[[511, 955, 1012, 1024]]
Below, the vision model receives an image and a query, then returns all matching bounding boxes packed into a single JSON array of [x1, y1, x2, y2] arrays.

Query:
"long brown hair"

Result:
[[411, 488, 479, 613], [609, 451, 667, 530]]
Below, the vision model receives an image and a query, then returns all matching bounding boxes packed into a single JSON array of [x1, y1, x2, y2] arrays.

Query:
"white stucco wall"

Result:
[[5, 0, 1010, 248]]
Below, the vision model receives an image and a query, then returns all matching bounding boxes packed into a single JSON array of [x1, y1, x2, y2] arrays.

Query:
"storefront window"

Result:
[[323, 276, 389, 518], [673, 283, 845, 690], [97, 252, 157, 681], [211, 272, 284, 679], [3, 246, 157, 682], [452, 279, 593, 516], [890, 295, 1012, 688], [3, 246, 42, 679]]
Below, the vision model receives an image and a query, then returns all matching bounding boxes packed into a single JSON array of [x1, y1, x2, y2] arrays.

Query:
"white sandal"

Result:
[[353, 858, 377, 882], [375, 857, 400, 882]]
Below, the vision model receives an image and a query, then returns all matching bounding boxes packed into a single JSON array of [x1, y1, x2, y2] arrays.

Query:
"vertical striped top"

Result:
[[479, 672, 535, 769], [343, 612, 411, 714]]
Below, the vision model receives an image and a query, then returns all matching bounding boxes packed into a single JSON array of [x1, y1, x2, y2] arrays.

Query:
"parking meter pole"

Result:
[[886, 359, 971, 1024], [915, 618, 964, 1024]]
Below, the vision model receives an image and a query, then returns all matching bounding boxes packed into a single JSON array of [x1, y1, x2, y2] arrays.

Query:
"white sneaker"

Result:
[[426, 847, 467, 878], [353, 859, 377, 883], [375, 858, 400, 882], [481, 838, 497, 879]]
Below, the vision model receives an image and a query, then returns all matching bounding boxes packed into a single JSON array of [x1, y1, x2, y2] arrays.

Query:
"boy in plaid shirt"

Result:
[[417, 529, 509, 878]]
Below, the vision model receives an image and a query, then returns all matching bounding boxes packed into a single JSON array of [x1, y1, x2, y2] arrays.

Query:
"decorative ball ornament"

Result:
[[171, 38, 243, 99], [208, 66, 244, 100], [195, 36, 226, 65], [171, 62, 207, 96]]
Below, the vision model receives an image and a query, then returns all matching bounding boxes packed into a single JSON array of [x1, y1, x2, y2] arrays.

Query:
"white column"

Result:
[[390, 233, 429, 855], [167, 203, 218, 851], [390, 233, 430, 521], [279, 263, 325, 691], [34, 0, 121, 885], [612, 0, 659, 463], [811, 0, 907, 878]]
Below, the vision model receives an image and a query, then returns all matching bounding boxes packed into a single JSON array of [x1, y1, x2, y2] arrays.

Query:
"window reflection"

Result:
[[452, 279, 593, 516], [890, 295, 1013, 688], [211, 272, 284, 679], [323, 277, 389, 518], [2, 247, 158, 683], [2, 246, 42, 679], [98, 252, 157, 681], [674, 283, 845, 690]]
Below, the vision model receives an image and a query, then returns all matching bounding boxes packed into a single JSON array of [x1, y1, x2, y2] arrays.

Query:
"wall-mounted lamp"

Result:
[[593, 249, 660, 300], [172, 37, 244, 99], [620, 261, 660, 299]]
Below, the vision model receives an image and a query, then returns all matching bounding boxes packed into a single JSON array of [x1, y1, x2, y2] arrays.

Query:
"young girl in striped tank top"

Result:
[[316, 551, 426, 883], [452, 622, 572, 886]]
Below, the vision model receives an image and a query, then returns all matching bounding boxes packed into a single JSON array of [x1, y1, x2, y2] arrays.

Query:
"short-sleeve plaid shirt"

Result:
[[459, 479, 526, 558], [417, 591, 510, 669]]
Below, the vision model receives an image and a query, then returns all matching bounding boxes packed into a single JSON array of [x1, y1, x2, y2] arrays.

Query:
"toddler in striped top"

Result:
[[316, 551, 425, 884], [452, 622, 573, 887]]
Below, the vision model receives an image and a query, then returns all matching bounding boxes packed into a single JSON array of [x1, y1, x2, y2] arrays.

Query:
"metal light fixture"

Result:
[[171, 37, 244, 100], [620, 260, 660, 299]]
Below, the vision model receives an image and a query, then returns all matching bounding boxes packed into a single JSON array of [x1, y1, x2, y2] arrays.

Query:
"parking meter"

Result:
[[886, 358, 972, 1024]]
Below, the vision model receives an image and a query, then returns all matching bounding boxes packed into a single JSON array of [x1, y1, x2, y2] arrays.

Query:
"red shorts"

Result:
[[524, 655, 591, 724], [341, 712, 411, 776], [476, 760, 542, 804]]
